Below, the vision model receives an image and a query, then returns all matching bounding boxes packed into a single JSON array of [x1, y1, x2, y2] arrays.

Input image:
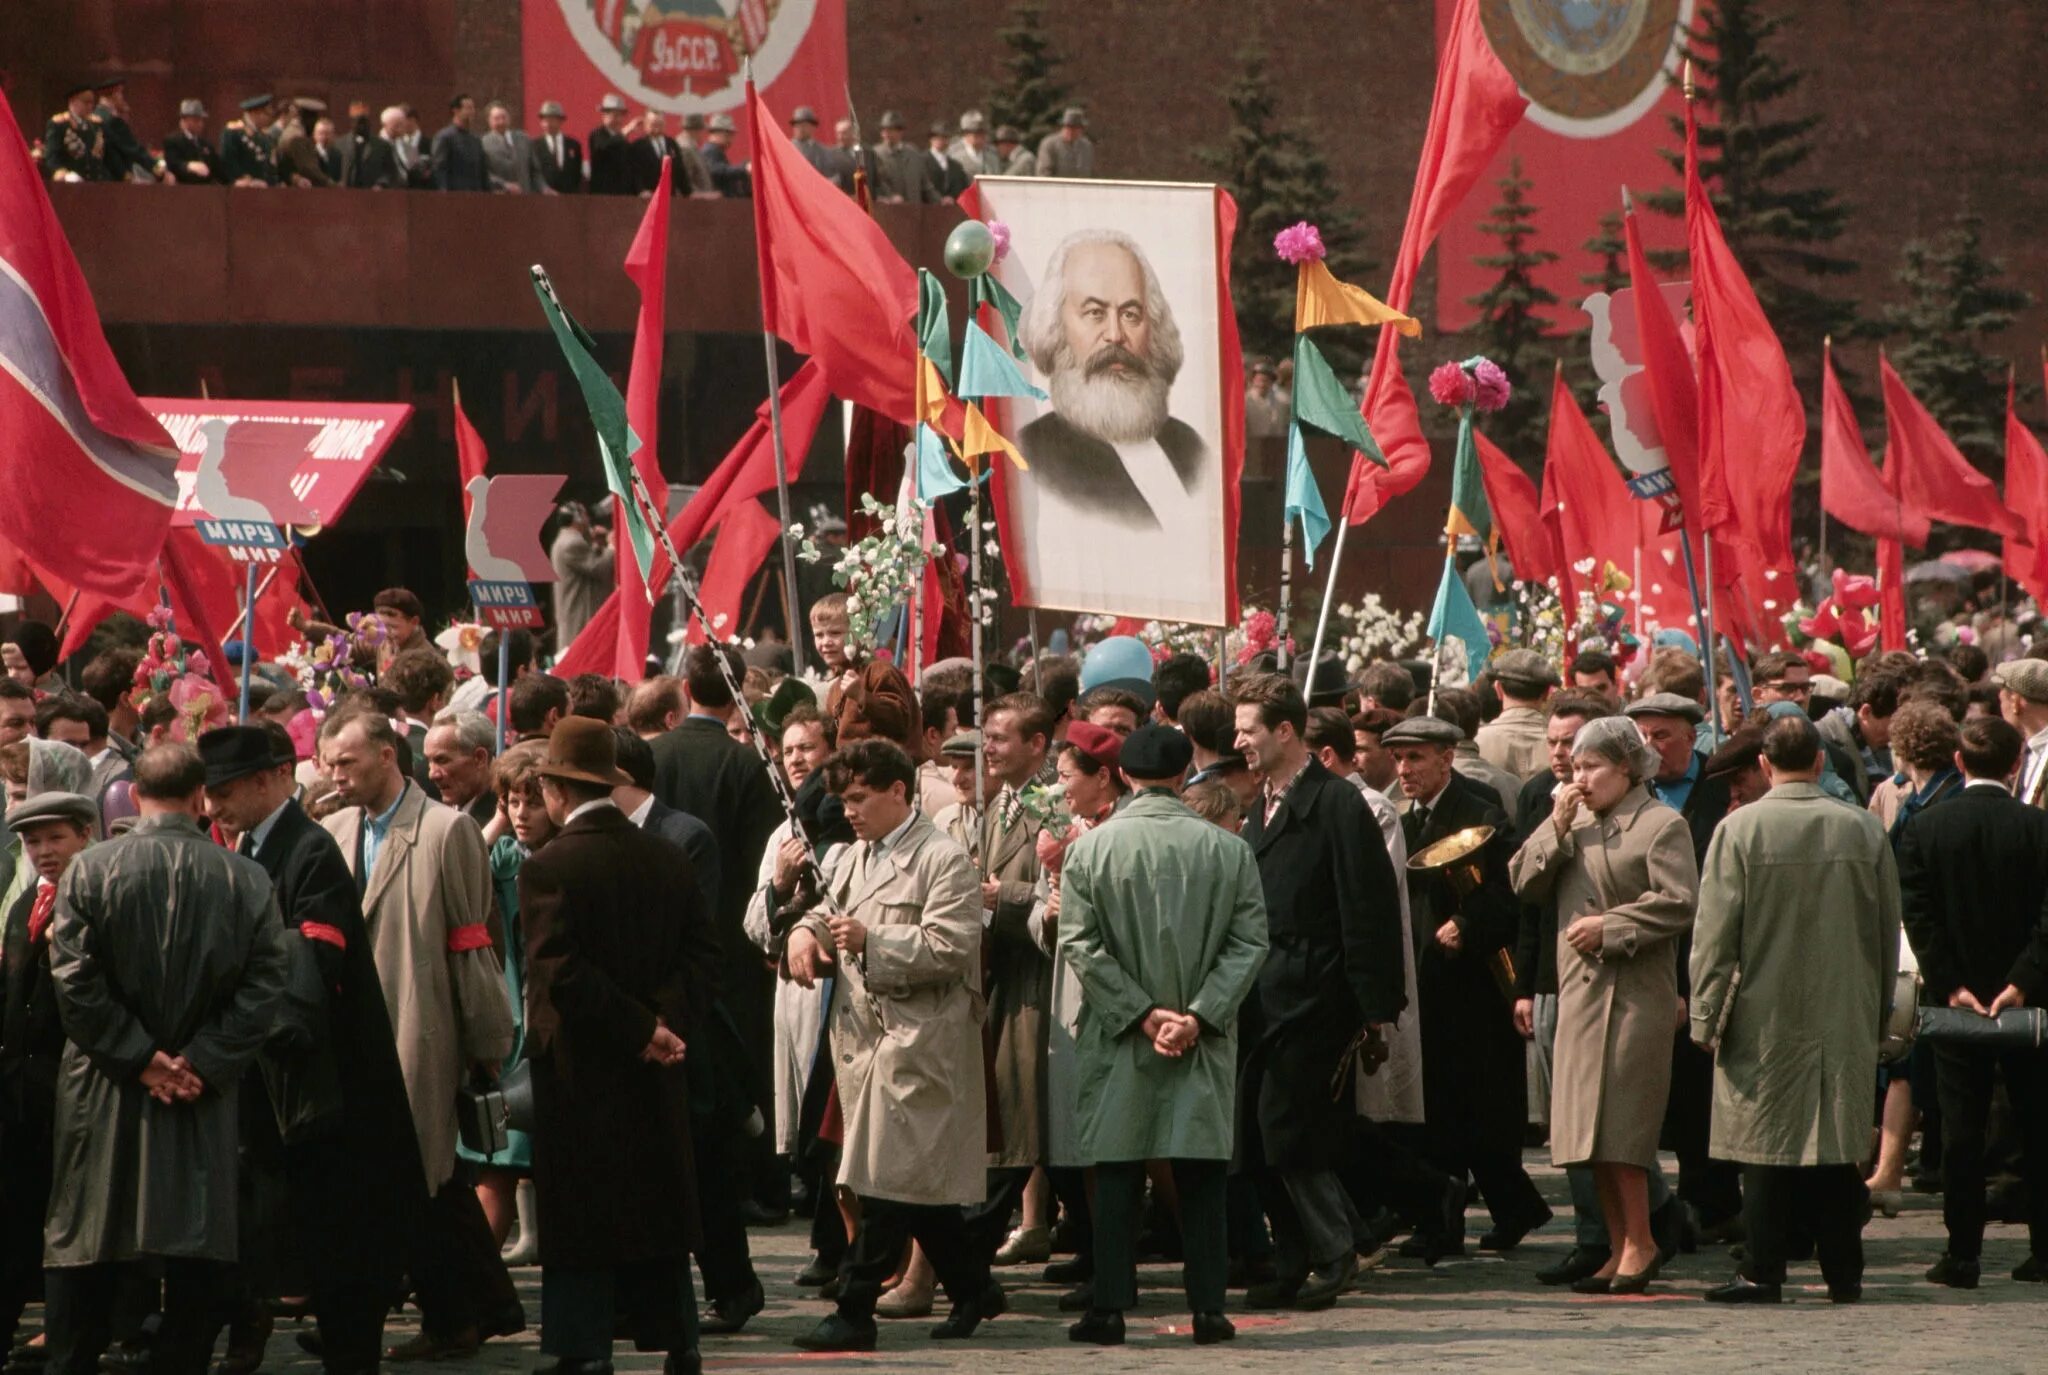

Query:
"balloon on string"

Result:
[[944, 220, 997, 279]]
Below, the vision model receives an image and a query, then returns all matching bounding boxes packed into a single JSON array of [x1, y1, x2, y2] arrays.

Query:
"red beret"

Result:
[[1064, 720, 1123, 772]]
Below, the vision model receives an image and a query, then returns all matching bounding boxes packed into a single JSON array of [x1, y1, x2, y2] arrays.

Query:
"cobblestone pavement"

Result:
[[211, 1155, 2048, 1375]]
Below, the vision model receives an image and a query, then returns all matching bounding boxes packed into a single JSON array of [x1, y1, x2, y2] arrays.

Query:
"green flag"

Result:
[[530, 267, 655, 584], [917, 269, 953, 384], [1290, 334, 1383, 466]]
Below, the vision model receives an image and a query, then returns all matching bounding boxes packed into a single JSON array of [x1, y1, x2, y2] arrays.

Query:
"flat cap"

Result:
[[959, 110, 987, 132], [878, 109, 905, 129], [1623, 692, 1705, 724], [538, 99, 565, 118], [1994, 657, 2048, 703], [1060, 106, 1088, 126], [598, 93, 628, 113], [6, 791, 96, 834], [1381, 716, 1462, 747], [293, 96, 327, 113], [1701, 727, 1765, 781], [707, 113, 735, 133], [940, 729, 981, 757], [791, 105, 819, 124], [239, 93, 275, 112], [1493, 648, 1561, 689], [1116, 723, 1187, 779], [1250, 358, 1276, 377], [178, 98, 207, 118], [928, 119, 950, 137], [994, 124, 1023, 143], [754, 677, 815, 738]]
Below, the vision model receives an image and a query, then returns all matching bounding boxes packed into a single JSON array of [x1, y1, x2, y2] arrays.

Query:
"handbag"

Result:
[[455, 1072, 510, 1158], [1917, 1005, 2048, 1050]]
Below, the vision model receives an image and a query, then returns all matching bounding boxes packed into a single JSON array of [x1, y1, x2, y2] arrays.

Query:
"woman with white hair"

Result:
[[1509, 716, 1699, 1295]]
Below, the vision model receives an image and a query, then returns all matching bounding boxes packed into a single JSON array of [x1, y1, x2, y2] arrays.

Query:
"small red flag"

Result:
[[609, 154, 676, 679], [1538, 366, 1638, 616], [2004, 367, 2048, 605], [454, 379, 489, 520], [1820, 346, 1924, 546], [1881, 354, 2022, 540], [1474, 431, 1559, 589], [684, 501, 784, 646]]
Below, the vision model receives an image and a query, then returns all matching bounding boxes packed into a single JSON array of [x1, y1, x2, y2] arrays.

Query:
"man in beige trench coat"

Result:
[[786, 740, 996, 1352], [1690, 715, 1899, 1306]]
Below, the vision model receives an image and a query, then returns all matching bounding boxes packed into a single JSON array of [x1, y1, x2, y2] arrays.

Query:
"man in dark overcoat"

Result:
[[521, 719, 720, 1375]]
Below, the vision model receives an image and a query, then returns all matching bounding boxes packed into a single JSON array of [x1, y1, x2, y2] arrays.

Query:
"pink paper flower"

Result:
[[986, 219, 1011, 265], [1831, 568, 1881, 611], [1273, 221, 1326, 265], [1429, 361, 1476, 408], [1472, 358, 1511, 413]]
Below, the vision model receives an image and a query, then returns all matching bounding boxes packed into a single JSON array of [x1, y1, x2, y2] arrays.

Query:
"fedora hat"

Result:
[[198, 725, 290, 791], [535, 716, 631, 789]]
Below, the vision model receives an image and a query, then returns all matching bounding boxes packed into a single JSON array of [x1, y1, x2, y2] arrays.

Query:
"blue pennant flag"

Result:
[[1284, 422, 1332, 568], [1427, 556, 1494, 680], [914, 422, 967, 500], [959, 321, 1047, 402]]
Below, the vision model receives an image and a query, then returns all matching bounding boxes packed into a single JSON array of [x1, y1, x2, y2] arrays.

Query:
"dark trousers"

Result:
[[692, 1115, 762, 1302], [964, 1165, 1032, 1263], [1345, 1120, 1457, 1241], [1668, 1035, 1744, 1224], [413, 1167, 521, 1339], [46, 1261, 230, 1375], [1740, 1164, 1866, 1289], [837, 1196, 986, 1325], [290, 1138, 399, 1369], [0, 1125, 51, 1347], [807, 1144, 848, 1267], [540, 1261, 697, 1359], [1095, 1160, 1226, 1313], [1047, 1166, 1093, 1263], [1936, 1042, 2048, 1260]]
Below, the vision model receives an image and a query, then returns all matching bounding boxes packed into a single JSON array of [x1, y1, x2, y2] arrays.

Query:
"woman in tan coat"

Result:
[[1510, 717, 1697, 1295]]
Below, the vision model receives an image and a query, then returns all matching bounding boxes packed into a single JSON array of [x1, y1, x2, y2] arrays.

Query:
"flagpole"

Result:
[[969, 477, 987, 825], [761, 333, 807, 668], [238, 557, 258, 719], [494, 633, 510, 754], [1277, 512, 1293, 671], [1305, 516, 1351, 679], [1819, 337, 1831, 578], [224, 563, 284, 641]]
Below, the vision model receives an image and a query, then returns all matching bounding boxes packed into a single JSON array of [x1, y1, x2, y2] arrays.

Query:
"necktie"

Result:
[[26, 883, 55, 946], [1411, 803, 1430, 837], [238, 832, 255, 857], [998, 786, 1021, 829]]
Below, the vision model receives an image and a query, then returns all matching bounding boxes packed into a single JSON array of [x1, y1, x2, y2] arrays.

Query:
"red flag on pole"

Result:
[[1621, 206, 1708, 547], [1881, 354, 2023, 540], [608, 154, 677, 679], [1342, 0, 1526, 523], [1474, 431, 1559, 589], [1686, 95, 1802, 573], [685, 501, 784, 646], [1819, 345, 1925, 546], [2007, 365, 2048, 605], [454, 378, 489, 521], [0, 116, 178, 600], [1538, 365, 1638, 617]]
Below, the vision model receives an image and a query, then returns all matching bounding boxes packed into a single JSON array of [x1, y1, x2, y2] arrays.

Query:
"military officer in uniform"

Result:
[[41, 86, 113, 184], [162, 99, 225, 184], [220, 94, 281, 187], [93, 82, 168, 182]]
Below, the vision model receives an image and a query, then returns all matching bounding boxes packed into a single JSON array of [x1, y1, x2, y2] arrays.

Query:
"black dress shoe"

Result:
[[1058, 1281, 1096, 1312], [481, 1304, 528, 1340], [793, 1258, 837, 1287], [1294, 1252, 1358, 1311], [533, 1361, 612, 1375], [699, 1281, 765, 1335], [294, 1333, 324, 1359], [1926, 1253, 1980, 1289], [2015, 1254, 2047, 1283], [1478, 1204, 1551, 1253], [663, 1354, 702, 1375], [1244, 1275, 1302, 1310], [1828, 1284, 1861, 1304], [1704, 1277, 1782, 1304], [1398, 1232, 1464, 1265], [738, 1199, 789, 1227], [792, 1315, 876, 1353], [1191, 1311, 1236, 1346], [98, 1344, 151, 1375], [1536, 1246, 1611, 1285], [1067, 1310, 1125, 1346], [1044, 1255, 1093, 1284], [387, 1330, 480, 1363], [929, 1298, 993, 1340], [978, 1281, 1007, 1317]]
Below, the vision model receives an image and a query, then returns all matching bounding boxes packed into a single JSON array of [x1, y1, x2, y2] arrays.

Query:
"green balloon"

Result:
[[944, 220, 996, 279]]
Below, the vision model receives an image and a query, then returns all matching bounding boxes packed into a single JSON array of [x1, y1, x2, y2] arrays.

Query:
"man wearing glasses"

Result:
[[1751, 652, 1864, 795]]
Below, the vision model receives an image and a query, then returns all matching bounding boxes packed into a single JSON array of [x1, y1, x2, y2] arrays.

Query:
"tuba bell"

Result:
[[1407, 824, 1518, 1001]]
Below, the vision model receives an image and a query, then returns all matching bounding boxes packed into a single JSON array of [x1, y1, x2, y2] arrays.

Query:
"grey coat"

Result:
[[46, 814, 290, 1264], [981, 796, 1047, 1167]]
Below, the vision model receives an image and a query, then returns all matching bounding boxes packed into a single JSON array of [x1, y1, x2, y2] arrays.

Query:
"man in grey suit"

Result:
[[481, 101, 545, 194], [870, 110, 936, 204]]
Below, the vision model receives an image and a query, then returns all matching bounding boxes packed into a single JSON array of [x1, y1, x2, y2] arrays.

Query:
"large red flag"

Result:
[[1621, 206, 1708, 544], [608, 155, 677, 679], [1538, 366, 1638, 616], [454, 379, 489, 519], [0, 116, 178, 599], [1820, 345, 1925, 546], [1686, 97, 1802, 573], [552, 360, 831, 676], [685, 501, 784, 646], [1342, 0, 1526, 523], [1881, 354, 2023, 540], [2005, 366, 2048, 605], [748, 81, 919, 424], [1474, 431, 1559, 589]]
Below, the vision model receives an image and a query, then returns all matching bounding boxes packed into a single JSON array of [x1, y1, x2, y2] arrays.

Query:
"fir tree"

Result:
[[985, 0, 1070, 153], [1465, 160, 1560, 467], [1196, 45, 1373, 370], [1882, 212, 2032, 467], [1642, 0, 1860, 373]]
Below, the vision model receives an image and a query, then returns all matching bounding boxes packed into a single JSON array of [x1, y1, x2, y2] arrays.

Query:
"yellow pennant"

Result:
[[1295, 258, 1421, 337], [961, 402, 1027, 470]]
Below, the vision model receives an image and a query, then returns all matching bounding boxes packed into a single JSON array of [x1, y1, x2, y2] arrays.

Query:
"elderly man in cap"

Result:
[[631, 108, 715, 197], [1058, 723, 1267, 1346], [481, 100, 544, 193], [1702, 727, 1769, 809], [518, 717, 719, 1375], [923, 120, 968, 200], [992, 124, 1034, 176], [587, 93, 635, 194], [42, 745, 289, 1375], [0, 792, 95, 1350], [1233, 673, 1405, 1307], [201, 724, 422, 1375], [945, 110, 992, 179], [1036, 107, 1095, 178], [702, 113, 749, 196], [42, 85, 112, 183], [163, 99, 224, 183], [1385, 712, 1551, 1255], [220, 94, 281, 186], [1998, 658, 2048, 809], [1478, 649, 1559, 782], [789, 105, 836, 180], [534, 100, 582, 192], [871, 110, 935, 203]]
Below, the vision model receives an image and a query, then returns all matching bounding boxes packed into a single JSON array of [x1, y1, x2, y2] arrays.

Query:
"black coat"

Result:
[[587, 125, 635, 195], [1404, 775, 1525, 1162], [520, 806, 718, 1266], [349, 135, 405, 189], [1512, 770, 1561, 998], [534, 131, 582, 192], [1897, 785, 2048, 1005], [1235, 758, 1404, 1171], [642, 797, 721, 923], [162, 131, 225, 184], [650, 718, 781, 944], [0, 884, 63, 1134]]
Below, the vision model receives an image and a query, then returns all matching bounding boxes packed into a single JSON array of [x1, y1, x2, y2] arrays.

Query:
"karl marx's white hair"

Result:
[[1017, 228, 1185, 386]]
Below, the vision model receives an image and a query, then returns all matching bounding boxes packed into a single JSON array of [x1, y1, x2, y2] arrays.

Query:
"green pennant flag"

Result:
[[915, 422, 967, 499], [917, 269, 953, 384], [1284, 422, 1332, 568], [1291, 334, 1384, 467], [530, 268, 656, 584], [971, 274, 1029, 363], [1427, 555, 1493, 680], [1446, 408, 1491, 543], [959, 320, 1047, 402]]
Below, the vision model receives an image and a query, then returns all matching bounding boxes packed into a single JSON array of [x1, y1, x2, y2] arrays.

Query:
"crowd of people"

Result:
[[0, 576, 2043, 1371], [33, 78, 1100, 202]]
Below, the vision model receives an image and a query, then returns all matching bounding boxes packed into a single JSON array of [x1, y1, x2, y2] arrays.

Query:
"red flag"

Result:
[[844, 405, 910, 541], [685, 501, 783, 646], [1686, 97, 1801, 572], [748, 81, 919, 424], [454, 379, 489, 520], [607, 155, 677, 679], [1881, 353, 2022, 540], [552, 360, 831, 676], [2005, 366, 2048, 605], [1538, 366, 1638, 616], [1820, 345, 1925, 546], [1342, 0, 1526, 523], [1621, 207, 1707, 541], [0, 116, 178, 599], [1474, 431, 1559, 589]]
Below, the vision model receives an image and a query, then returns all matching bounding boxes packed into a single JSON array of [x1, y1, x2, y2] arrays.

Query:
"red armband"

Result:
[[447, 924, 492, 954], [298, 921, 347, 951]]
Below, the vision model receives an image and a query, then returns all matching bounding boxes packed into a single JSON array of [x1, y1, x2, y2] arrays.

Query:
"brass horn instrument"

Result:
[[1407, 824, 1518, 1002]]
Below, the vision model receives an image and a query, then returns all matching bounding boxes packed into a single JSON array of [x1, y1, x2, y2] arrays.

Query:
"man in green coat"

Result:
[[1690, 715, 1899, 1306], [1057, 725, 1267, 1347]]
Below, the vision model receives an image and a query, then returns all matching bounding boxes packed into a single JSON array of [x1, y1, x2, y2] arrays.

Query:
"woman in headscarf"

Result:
[[1510, 717, 1698, 1295]]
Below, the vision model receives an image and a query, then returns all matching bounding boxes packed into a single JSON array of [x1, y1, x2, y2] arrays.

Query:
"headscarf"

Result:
[[27, 739, 91, 796], [1570, 716, 1660, 784]]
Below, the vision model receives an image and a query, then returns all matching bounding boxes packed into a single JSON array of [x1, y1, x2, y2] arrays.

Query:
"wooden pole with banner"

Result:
[[1305, 518, 1352, 682]]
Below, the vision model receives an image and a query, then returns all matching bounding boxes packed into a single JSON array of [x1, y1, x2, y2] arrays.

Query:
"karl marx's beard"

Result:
[[1047, 342, 1171, 445]]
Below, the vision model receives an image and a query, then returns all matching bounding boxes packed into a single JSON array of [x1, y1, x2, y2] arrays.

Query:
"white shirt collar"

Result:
[[1963, 778, 2012, 793], [627, 794, 654, 827], [566, 797, 618, 825], [870, 808, 919, 860]]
